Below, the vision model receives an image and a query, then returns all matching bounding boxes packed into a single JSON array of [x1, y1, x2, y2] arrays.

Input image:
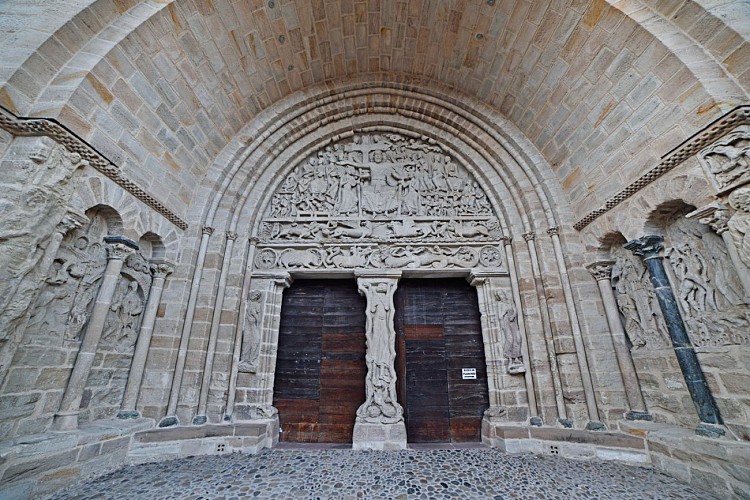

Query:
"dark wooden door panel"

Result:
[[274, 280, 366, 443], [395, 278, 488, 443]]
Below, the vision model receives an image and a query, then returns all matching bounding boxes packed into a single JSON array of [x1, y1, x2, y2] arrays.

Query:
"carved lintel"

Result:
[[586, 261, 615, 281]]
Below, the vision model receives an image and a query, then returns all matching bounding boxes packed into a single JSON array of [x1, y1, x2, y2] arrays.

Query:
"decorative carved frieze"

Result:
[[254, 133, 505, 272], [0, 106, 188, 230]]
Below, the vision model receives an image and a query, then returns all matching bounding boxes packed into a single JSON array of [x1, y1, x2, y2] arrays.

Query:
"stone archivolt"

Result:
[[255, 133, 504, 272]]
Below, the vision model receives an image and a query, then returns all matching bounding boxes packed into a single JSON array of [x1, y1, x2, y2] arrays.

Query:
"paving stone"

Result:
[[49, 448, 716, 500]]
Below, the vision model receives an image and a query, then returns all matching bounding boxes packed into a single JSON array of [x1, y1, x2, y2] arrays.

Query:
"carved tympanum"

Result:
[[256, 134, 505, 272]]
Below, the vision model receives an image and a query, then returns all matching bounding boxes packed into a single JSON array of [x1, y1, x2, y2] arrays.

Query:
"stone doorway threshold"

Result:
[[274, 442, 488, 450]]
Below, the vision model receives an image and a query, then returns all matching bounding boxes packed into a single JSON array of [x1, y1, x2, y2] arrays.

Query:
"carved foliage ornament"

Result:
[[256, 134, 505, 272]]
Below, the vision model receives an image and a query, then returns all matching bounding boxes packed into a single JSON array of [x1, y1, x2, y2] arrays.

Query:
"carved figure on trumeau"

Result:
[[357, 280, 403, 424], [256, 133, 505, 273], [238, 290, 264, 373], [665, 215, 750, 346], [611, 250, 670, 350], [0, 142, 87, 340], [698, 125, 750, 194], [495, 290, 525, 374]]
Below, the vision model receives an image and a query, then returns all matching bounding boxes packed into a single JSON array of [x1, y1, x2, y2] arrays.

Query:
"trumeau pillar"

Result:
[[586, 261, 651, 421], [233, 271, 292, 422], [523, 231, 568, 424], [625, 236, 725, 438], [352, 270, 407, 451], [194, 231, 238, 425], [160, 225, 213, 428], [53, 236, 138, 431], [118, 259, 174, 419]]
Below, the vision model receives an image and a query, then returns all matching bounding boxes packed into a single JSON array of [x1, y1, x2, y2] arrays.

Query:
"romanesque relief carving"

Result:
[[238, 289, 264, 373], [356, 279, 403, 424], [0, 141, 87, 343], [24, 213, 109, 345], [610, 249, 670, 350], [729, 187, 750, 271], [256, 134, 505, 272], [100, 279, 145, 353], [666, 217, 749, 347], [698, 125, 750, 194], [494, 290, 525, 374]]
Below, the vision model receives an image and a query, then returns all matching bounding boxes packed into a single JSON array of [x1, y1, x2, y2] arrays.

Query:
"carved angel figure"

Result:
[[729, 187, 750, 271]]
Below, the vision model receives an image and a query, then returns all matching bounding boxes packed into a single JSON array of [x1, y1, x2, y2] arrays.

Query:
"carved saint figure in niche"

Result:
[[238, 290, 264, 373], [102, 279, 143, 352], [357, 280, 401, 423], [668, 242, 716, 317], [611, 252, 670, 350], [495, 290, 525, 374], [729, 187, 750, 271]]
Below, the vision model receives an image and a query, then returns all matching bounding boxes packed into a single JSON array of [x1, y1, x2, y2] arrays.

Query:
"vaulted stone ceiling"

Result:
[[1, 0, 748, 224]]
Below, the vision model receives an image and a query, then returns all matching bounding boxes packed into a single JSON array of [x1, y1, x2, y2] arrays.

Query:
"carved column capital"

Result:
[[249, 236, 261, 245], [501, 235, 513, 245], [624, 235, 664, 260], [687, 202, 730, 235], [56, 210, 88, 236], [149, 259, 175, 279], [104, 236, 138, 261], [522, 232, 536, 241], [226, 231, 238, 241], [202, 226, 215, 236], [546, 226, 560, 236], [586, 261, 615, 281]]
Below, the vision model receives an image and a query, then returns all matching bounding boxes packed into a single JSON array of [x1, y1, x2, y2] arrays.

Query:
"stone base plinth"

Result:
[[352, 421, 407, 450]]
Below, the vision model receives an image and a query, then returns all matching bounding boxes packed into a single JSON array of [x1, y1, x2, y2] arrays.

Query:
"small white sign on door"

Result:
[[462, 368, 477, 380]]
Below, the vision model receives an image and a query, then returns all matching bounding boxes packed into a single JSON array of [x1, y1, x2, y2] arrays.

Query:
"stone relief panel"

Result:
[[728, 187, 750, 271], [665, 217, 749, 347], [0, 139, 87, 357], [237, 289, 264, 373], [610, 247, 671, 351], [698, 125, 750, 194], [494, 290, 525, 375], [256, 134, 505, 272]]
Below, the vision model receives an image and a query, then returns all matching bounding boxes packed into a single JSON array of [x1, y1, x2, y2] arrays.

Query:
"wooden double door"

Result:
[[273, 278, 488, 444]]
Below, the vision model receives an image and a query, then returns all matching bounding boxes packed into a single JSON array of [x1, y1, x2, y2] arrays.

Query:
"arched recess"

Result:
[[161, 83, 616, 436]]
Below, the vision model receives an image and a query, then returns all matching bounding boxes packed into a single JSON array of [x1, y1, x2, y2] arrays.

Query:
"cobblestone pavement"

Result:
[[50, 447, 716, 500]]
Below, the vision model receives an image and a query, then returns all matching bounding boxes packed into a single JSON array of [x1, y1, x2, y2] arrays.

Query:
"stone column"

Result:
[[160, 225, 213, 427], [586, 261, 651, 421], [194, 231, 238, 425], [233, 271, 292, 422], [53, 237, 138, 430], [548, 227, 602, 427], [625, 236, 725, 437], [118, 259, 174, 419], [503, 237, 540, 423], [352, 270, 406, 450], [523, 232, 567, 422]]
